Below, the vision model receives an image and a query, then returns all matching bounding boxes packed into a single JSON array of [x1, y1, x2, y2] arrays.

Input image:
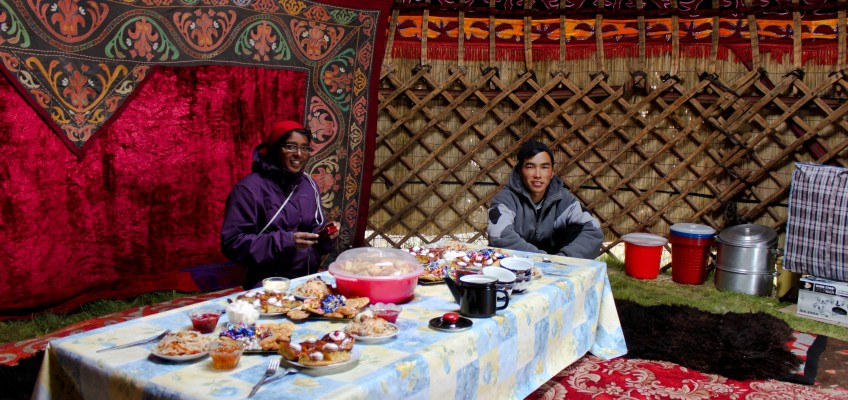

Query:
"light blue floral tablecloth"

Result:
[[34, 250, 626, 400]]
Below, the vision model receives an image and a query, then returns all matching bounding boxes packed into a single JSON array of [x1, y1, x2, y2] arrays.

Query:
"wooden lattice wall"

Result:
[[366, 1, 848, 257]]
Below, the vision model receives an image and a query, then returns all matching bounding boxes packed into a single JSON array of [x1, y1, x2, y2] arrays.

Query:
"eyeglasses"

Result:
[[282, 144, 311, 154]]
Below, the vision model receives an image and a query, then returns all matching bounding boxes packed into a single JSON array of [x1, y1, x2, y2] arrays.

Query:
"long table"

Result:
[[33, 249, 627, 399]]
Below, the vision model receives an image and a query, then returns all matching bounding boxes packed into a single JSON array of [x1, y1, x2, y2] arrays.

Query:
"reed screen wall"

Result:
[[366, 0, 848, 258]]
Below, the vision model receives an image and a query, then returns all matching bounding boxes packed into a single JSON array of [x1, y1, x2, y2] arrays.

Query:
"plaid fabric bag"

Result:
[[784, 162, 848, 282]]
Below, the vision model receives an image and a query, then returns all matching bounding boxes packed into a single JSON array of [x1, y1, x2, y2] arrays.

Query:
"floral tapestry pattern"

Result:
[[0, 0, 391, 249]]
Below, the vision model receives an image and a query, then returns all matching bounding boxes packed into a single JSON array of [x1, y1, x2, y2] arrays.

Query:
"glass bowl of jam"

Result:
[[369, 302, 402, 323], [187, 307, 224, 334], [208, 337, 245, 369]]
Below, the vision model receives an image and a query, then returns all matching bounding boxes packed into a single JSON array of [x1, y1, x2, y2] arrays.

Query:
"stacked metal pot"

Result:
[[714, 223, 781, 296]]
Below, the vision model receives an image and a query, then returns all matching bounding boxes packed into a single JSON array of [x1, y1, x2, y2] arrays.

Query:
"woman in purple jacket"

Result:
[[220, 120, 341, 289]]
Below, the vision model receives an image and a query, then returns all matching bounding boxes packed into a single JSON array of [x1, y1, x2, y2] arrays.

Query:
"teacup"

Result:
[[499, 257, 533, 293], [482, 266, 516, 295]]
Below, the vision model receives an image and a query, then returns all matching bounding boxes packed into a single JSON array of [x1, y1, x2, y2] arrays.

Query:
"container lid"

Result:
[[329, 247, 422, 279], [716, 224, 777, 247], [669, 223, 716, 238], [621, 233, 668, 246]]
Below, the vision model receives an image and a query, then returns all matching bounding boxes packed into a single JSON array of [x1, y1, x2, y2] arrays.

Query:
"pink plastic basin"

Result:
[[329, 247, 422, 304]]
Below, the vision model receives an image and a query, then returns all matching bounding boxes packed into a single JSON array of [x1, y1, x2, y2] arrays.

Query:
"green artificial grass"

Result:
[[601, 254, 848, 342], [0, 291, 193, 345], [2, 259, 846, 346]]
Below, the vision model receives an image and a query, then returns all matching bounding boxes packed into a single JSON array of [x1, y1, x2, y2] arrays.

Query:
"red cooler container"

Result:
[[669, 223, 716, 285], [622, 233, 668, 279]]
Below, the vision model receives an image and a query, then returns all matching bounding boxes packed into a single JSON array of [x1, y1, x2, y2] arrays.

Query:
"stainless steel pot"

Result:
[[714, 224, 780, 296]]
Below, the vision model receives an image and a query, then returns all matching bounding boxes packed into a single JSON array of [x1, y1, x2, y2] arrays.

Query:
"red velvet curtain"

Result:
[[0, 65, 306, 318]]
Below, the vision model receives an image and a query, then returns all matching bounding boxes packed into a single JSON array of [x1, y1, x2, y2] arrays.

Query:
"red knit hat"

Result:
[[260, 120, 304, 157]]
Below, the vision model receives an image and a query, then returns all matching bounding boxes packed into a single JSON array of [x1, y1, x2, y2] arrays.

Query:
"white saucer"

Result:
[[284, 348, 361, 371], [349, 324, 399, 343], [151, 350, 208, 362]]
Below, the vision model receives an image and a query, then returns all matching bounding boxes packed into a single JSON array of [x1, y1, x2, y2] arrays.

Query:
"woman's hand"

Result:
[[324, 221, 341, 240], [293, 231, 320, 249]]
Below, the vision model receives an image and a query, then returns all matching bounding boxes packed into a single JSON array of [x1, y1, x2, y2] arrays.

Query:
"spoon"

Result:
[[263, 367, 299, 385], [542, 257, 574, 267]]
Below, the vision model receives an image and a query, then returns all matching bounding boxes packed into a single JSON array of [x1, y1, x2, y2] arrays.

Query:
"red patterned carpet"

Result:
[[526, 355, 848, 400]]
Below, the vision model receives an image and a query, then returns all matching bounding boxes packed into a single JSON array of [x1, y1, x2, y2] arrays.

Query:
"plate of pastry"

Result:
[[285, 347, 361, 371], [291, 277, 336, 299], [279, 331, 360, 371], [234, 291, 303, 316], [150, 331, 210, 361], [344, 314, 399, 343]]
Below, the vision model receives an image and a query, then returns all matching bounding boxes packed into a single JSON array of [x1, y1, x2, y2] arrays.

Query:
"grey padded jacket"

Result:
[[487, 170, 603, 259]]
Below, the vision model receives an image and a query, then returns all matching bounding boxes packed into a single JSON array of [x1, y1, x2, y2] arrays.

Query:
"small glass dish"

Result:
[[369, 303, 402, 323], [262, 277, 291, 294], [187, 307, 224, 334], [208, 337, 245, 369]]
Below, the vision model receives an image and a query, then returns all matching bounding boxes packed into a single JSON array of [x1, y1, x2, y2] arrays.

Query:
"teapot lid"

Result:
[[717, 224, 777, 247], [459, 275, 498, 286]]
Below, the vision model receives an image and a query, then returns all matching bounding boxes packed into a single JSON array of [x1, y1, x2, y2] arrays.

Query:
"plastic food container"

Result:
[[669, 223, 716, 285], [621, 233, 668, 280], [329, 247, 422, 304]]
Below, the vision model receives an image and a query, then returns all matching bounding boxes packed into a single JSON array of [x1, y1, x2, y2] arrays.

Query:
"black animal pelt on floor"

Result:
[[1, 350, 45, 400], [615, 299, 801, 381]]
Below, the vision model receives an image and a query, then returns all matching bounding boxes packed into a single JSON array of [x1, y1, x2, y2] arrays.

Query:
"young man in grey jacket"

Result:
[[487, 139, 603, 259]]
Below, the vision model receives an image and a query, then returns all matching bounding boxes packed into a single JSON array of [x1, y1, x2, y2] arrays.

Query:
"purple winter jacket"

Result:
[[220, 146, 337, 288]]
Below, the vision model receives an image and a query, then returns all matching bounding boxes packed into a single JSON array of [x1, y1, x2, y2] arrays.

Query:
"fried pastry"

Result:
[[278, 331, 355, 366]]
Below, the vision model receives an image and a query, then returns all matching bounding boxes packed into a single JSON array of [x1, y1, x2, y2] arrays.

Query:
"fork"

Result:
[[96, 329, 171, 353], [248, 359, 279, 398]]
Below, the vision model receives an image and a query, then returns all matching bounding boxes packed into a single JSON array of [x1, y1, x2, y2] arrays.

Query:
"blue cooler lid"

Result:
[[670, 223, 716, 238]]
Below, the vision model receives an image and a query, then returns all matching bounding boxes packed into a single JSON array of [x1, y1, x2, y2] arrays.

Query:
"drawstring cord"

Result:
[[259, 174, 324, 275], [259, 184, 297, 235]]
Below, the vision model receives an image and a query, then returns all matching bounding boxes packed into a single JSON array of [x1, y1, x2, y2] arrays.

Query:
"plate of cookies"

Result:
[[289, 294, 369, 321], [407, 246, 511, 284], [218, 321, 295, 354], [284, 278, 370, 321]]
